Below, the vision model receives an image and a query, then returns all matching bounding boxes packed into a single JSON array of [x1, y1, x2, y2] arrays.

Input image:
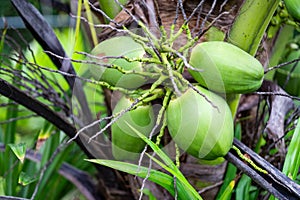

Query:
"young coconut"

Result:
[[111, 96, 155, 160], [87, 36, 146, 89], [188, 41, 264, 94], [284, 0, 300, 21], [166, 86, 234, 160]]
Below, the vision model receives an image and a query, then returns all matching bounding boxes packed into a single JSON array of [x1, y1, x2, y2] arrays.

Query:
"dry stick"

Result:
[[4, 53, 61, 99], [225, 151, 289, 200], [44, 51, 119, 69], [167, 74, 219, 112], [11, 0, 89, 110], [161, 53, 181, 96], [232, 139, 300, 198], [78, 50, 162, 67], [11, 0, 98, 147], [4, 35, 24, 55], [176, 53, 201, 73], [2, 55, 40, 84], [74, 51, 138, 62], [22, 52, 150, 94]]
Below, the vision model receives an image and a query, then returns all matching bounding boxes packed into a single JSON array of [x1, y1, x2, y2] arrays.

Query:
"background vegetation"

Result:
[[0, 0, 299, 199]]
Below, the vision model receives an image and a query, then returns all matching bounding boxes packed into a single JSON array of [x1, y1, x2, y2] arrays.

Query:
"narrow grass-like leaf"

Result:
[[83, 0, 98, 46], [35, 123, 53, 152], [18, 172, 37, 186], [86, 159, 196, 200], [282, 118, 300, 179], [8, 143, 26, 163], [141, 188, 157, 200], [0, 177, 4, 195], [124, 121, 181, 174], [217, 124, 240, 199], [3, 147, 19, 196], [124, 121, 202, 199], [35, 130, 61, 197], [219, 180, 236, 200], [236, 174, 251, 200], [0, 26, 7, 59], [145, 153, 201, 199], [216, 163, 237, 200], [4, 59, 22, 196]]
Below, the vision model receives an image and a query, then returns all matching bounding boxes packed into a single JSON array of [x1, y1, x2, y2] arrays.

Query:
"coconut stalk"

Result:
[[226, 0, 280, 116]]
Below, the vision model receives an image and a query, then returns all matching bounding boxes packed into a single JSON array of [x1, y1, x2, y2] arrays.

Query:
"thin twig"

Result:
[[197, 0, 217, 37], [87, 99, 140, 142], [67, 115, 113, 144], [186, 0, 205, 23], [198, 181, 223, 194], [69, 13, 128, 33], [178, 0, 187, 21], [254, 91, 300, 101], [265, 58, 300, 73]]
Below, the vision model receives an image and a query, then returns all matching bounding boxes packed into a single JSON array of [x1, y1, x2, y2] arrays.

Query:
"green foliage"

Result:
[[1, 0, 300, 200], [0, 23, 93, 200], [87, 122, 203, 200], [8, 143, 26, 163], [282, 118, 300, 179]]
